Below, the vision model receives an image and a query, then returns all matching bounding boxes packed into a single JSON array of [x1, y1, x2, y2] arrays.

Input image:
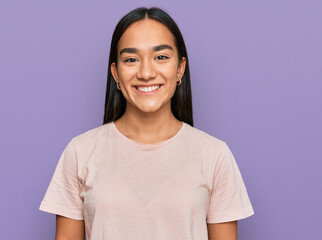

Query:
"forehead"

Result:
[[117, 19, 176, 52]]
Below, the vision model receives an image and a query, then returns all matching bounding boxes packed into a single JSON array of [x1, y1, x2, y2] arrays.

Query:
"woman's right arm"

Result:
[[55, 215, 85, 240]]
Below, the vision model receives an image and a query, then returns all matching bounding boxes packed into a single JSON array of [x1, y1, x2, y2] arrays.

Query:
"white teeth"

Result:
[[136, 85, 160, 92]]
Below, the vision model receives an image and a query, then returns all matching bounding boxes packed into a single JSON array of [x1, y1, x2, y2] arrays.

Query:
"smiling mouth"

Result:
[[134, 84, 162, 93]]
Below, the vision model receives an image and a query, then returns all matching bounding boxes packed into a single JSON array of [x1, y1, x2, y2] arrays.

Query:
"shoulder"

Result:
[[182, 123, 232, 186], [183, 123, 227, 151], [69, 122, 113, 151], [65, 123, 114, 171]]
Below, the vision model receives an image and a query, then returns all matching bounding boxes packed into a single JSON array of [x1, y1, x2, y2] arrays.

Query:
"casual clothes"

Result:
[[39, 121, 254, 239]]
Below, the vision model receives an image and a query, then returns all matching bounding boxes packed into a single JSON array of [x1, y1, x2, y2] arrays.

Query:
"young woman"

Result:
[[39, 7, 254, 240]]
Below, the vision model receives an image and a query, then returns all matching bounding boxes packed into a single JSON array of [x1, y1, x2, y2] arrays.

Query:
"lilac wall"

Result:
[[1, 0, 321, 239]]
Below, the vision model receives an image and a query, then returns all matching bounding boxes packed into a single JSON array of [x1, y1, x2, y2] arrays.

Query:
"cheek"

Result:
[[158, 62, 178, 80], [117, 65, 137, 81]]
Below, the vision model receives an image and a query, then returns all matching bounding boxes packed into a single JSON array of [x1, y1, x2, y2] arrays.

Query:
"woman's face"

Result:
[[111, 19, 186, 114]]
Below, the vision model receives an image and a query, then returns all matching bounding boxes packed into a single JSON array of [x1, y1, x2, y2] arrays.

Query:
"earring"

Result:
[[176, 77, 182, 86], [116, 82, 121, 90]]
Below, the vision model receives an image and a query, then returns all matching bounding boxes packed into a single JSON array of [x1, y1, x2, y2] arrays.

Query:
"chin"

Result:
[[137, 104, 163, 113], [138, 107, 160, 113]]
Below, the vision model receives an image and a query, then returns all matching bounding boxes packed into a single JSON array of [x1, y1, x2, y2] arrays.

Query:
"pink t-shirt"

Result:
[[39, 121, 254, 239]]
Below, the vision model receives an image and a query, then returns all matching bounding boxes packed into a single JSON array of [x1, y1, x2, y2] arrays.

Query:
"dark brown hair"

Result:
[[103, 7, 193, 126]]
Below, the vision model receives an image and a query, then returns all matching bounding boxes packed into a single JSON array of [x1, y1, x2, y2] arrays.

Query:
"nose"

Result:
[[136, 58, 156, 80]]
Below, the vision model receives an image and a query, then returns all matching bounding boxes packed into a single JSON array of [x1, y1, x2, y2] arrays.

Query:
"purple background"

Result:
[[1, 0, 321, 239]]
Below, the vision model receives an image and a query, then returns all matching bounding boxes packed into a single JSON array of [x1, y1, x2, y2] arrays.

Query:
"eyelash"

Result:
[[123, 55, 169, 63], [124, 58, 137, 63], [156, 55, 169, 60]]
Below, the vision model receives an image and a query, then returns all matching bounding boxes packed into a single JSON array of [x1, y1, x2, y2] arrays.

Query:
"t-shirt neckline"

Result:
[[111, 121, 186, 151]]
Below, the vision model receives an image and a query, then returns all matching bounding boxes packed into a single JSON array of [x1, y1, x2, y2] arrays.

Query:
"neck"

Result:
[[114, 102, 182, 144]]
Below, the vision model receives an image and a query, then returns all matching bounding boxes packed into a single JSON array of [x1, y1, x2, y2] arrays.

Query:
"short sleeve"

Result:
[[39, 139, 84, 220], [206, 143, 254, 223]]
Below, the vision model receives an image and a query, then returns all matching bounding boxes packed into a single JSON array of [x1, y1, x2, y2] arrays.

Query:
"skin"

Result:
[[55, 215, 84, 240], [111, 19, 186, 144], [207, 221, 237, 240], [56, 19, 237, 240]]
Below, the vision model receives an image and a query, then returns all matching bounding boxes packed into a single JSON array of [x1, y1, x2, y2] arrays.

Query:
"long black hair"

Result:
[[103, 7, 193, 126]]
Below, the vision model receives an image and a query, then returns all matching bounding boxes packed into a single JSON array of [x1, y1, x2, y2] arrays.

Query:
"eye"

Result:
[[155, 55, 169, 60], [124, 58, 138, 63]]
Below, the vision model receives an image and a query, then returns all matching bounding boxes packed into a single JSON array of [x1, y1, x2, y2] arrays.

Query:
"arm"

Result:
[[207, 221, 237, 240], [55, 215, 85, 240]]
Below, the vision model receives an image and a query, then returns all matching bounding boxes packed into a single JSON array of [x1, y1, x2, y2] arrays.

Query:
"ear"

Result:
[[110, 62, 119, 83], [177, 57, 186, 78]]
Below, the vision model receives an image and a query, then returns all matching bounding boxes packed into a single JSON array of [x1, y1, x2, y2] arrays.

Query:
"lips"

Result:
[[136, 84, 160, 92], [132, 84, 163, 94]]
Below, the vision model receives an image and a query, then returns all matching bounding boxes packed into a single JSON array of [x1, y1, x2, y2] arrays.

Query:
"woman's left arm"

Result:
[[207, 221, 237, 240]]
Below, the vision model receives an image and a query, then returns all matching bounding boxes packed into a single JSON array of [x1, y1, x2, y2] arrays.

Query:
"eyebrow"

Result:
[[119, 44, 173, 55]]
